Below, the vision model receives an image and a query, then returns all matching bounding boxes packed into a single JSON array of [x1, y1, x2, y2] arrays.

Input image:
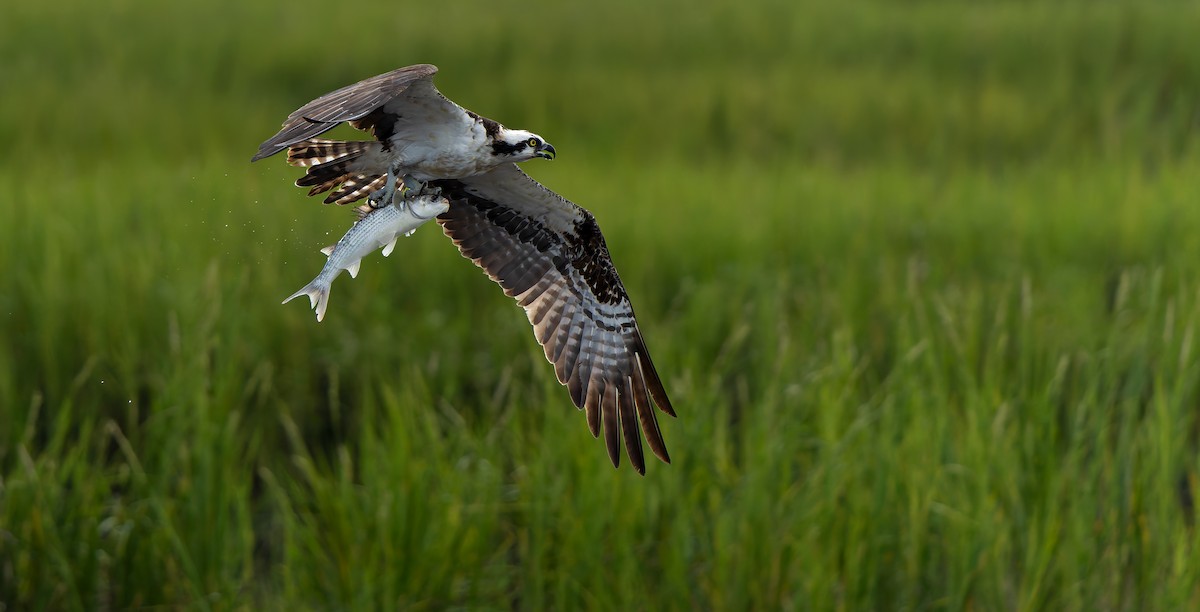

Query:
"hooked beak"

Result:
[[536, 142, 556, 160]]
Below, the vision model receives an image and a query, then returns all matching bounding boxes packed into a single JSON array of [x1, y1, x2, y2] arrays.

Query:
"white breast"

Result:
[[386, 93, 496, 181]]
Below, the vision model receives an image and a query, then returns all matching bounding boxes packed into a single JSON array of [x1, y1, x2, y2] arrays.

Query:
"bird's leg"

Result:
[[417, 183, 441, 199], [388, 174, 435, 206], [400, 174, 427, 198], [367, 167, 399, 209], [371, 172, 432, 209]]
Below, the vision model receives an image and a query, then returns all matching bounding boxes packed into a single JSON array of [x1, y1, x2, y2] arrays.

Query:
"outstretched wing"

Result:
[[251, 64, 439, 162], [432, 164, 675, 474]]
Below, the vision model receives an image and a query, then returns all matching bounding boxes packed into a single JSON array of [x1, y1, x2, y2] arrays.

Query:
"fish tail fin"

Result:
[[289, 139, 386, 205], [283, 280, 332, 322]]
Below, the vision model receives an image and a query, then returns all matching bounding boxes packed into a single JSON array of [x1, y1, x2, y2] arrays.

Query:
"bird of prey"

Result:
[[253, 64, 675, 474]]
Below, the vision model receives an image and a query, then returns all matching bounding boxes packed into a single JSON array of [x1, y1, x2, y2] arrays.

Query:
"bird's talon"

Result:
[[401, 175, 426, 197]]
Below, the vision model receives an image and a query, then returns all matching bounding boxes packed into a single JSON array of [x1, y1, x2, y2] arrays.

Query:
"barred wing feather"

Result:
[[433, 165, 675, 474]]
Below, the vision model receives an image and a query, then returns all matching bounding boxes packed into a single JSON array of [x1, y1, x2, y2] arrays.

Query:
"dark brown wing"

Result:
[[433, 165, 675, 474], [251, 64, 439, 162]]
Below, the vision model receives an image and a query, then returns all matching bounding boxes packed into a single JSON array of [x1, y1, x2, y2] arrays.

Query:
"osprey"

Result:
[[253, 64, 675, 474]]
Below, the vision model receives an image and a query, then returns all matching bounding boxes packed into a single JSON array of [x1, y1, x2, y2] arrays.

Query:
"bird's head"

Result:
[[490, 129, 556, 162]]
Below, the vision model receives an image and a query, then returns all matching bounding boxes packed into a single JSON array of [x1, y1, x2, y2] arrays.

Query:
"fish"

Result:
[[283, 192, 450, 321]]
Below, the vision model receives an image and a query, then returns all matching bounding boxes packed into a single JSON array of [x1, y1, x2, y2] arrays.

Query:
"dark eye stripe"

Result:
[[490, 140, 525, 155], [490, 135, 541, 156]]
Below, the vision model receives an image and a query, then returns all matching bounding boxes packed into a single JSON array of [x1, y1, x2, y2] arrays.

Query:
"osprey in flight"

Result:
[[253, 64, 675, 474]]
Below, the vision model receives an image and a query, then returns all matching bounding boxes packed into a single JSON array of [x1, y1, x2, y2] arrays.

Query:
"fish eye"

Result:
[[527, 138, 539, 147]]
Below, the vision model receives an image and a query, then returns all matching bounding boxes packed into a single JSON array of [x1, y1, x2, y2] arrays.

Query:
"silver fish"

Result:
[[284, 193, 450, 322]]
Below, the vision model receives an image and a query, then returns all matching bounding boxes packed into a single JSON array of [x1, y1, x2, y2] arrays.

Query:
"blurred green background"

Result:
[[3, 0, 1200, 609]]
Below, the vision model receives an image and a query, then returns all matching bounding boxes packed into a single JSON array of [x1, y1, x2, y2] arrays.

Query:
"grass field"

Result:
[[4, 0, 1200, 609]]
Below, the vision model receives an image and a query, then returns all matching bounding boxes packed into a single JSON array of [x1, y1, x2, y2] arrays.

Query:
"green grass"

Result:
[[4, 0, 1200, 608]]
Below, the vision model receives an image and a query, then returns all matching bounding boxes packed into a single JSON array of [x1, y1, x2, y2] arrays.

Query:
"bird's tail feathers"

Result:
[[287, 139, 374, 168], [289, 139, 385, 205], [312, 174, 387, 205]]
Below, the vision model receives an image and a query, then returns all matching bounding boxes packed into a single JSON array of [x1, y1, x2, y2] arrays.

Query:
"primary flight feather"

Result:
[[254, 64, 675, 474]]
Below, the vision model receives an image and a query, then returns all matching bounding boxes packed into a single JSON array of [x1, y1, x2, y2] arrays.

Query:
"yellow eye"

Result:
[[527, 138, 539, 147]]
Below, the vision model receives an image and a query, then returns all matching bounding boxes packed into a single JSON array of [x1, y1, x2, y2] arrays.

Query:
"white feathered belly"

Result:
[[396, 143, 498, 181], [390, 120, 496, 181]]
